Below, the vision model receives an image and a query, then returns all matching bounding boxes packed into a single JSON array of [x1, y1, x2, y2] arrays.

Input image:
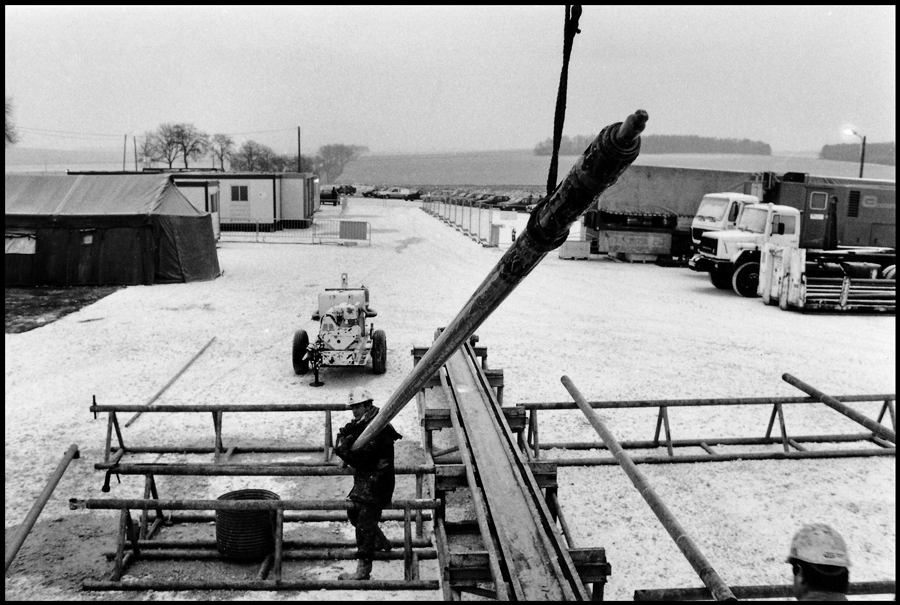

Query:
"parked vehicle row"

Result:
[[361, 186, 422, 200], [423, 188, 542, 211], [350, 185, 543, 212]]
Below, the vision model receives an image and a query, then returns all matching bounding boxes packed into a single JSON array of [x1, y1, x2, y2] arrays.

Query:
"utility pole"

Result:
[[123, 134, 127, 171], [297, 126, 302, 172], [133, 135, 138, 171]]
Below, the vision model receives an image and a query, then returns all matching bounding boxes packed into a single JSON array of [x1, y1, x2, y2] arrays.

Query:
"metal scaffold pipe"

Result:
[[562, 376, 737, 602], [353, 109, 648, 452], [6, 444, 80, 572], [782, 374, 896, 443]]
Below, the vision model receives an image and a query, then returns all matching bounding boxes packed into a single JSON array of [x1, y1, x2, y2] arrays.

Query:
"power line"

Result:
[[223, 128, 295, 136], [18, 127, 124, 140], [18, 125, 297, 142]]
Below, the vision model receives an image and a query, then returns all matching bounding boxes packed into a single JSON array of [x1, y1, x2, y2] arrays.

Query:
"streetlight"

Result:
[[843, 128, 866, 178]]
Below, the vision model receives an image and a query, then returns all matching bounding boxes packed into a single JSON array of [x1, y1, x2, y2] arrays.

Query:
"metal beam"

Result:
[[782, 374, 895, 443], [5, 444, 80, 573], [516, 394, 894, 410], [563, 375, 736, 602], [84, 579, 440, 591], [634, 580, 896, 601]]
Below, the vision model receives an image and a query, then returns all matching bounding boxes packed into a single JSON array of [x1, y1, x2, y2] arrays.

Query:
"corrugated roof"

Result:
[[5, 174, 204, 217]]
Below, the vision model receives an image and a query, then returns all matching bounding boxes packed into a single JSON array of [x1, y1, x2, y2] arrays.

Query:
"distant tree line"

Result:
[[534, 134, 771, 156], [819, 142, 895, 167], [139, 122, 368, 181]]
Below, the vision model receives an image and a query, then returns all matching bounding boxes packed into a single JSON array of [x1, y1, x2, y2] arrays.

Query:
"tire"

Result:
[[371, 330, 387, 374], [292, 329, 310, 375], [732, 262, 760, 298], [709, 268, 734, 290]]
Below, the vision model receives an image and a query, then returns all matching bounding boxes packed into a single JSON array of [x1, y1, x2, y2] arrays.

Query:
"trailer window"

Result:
[[5, 233, 36, 255], [809, 191, 828, 211], [231, 185, 248, 202]]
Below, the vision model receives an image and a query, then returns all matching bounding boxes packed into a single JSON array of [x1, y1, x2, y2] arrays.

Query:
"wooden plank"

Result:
[[423, 407, 525, 431], [445, 348, 582, 600]]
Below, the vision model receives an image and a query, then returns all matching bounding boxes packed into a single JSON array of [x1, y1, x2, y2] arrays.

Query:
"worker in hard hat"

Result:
[[334, 387, 403, 581], [786, 523, 851, 601]]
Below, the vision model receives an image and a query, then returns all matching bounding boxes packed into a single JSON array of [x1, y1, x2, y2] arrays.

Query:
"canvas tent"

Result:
[[5, 174, 221, 286]]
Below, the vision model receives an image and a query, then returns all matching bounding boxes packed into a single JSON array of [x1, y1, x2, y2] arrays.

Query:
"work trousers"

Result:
[[347, 501, 387, 560]]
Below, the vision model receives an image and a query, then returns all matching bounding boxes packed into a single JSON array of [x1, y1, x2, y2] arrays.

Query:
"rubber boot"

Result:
[[375, 528, 393, 552], [338, 559, 372, 581]]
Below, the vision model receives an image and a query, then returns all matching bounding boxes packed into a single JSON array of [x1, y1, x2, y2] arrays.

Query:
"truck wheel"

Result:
[[292, 329, 310, 375], [709, 269, 734, 290], [371, 330, 387, 374], [732, 262, 760, 298]]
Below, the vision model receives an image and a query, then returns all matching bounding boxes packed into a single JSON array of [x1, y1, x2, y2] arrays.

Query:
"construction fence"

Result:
[[219, 219, 371, 246], [422, 200, 518, 247]]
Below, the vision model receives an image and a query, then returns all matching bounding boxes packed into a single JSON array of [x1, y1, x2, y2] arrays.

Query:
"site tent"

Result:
[[5, 174, 221, 286]]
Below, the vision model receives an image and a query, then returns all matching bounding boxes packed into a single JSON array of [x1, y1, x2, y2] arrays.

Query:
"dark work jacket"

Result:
[[334, 406, 402, 505]]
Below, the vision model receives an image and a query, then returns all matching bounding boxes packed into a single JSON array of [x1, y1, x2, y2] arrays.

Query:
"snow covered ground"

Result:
[[5, 198, 895, 600]]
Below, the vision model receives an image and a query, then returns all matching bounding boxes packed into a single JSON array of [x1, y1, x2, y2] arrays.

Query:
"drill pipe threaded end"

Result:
[[615, 110, 649, 147]]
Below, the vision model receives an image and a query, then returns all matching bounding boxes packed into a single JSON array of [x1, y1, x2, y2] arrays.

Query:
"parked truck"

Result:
[[689, 172, 895, 297], [690, 192, 760, 248]]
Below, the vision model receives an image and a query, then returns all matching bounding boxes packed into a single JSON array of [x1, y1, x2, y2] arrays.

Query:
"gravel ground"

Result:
[[4, 198, 895, 600]]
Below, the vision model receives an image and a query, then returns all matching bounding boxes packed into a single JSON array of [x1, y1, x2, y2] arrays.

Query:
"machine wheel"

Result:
[[371, 330, 387, 374], [292, 329, 310, 375], [709, 268, 734, 290], [732, 262, 761, 298]]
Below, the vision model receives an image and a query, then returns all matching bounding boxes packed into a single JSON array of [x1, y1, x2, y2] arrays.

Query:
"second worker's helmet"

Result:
[[786, 523, 850, 567], [347, 387, 374, 408]]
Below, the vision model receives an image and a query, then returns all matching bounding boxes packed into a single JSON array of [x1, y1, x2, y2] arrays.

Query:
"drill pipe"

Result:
[[352, 109, 648, 452]]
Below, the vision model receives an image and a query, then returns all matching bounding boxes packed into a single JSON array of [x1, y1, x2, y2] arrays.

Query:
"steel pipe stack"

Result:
[[353, 109, 648, 452]]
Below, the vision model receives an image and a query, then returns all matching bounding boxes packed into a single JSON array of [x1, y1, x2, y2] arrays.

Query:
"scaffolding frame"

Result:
[[69, 496, 440, 592], [81, 400, 441, 592], [520, 389, 895, 465]]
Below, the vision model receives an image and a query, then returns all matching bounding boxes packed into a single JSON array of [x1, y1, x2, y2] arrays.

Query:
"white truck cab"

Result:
[[690, 192, 760, 247], [690, 204, 800, 296]]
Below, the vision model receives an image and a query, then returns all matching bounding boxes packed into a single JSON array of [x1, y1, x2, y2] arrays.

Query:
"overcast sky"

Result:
[[5, 5, 895, 156]]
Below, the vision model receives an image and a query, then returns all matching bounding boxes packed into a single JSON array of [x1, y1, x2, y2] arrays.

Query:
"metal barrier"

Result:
[[421, 200, 496, 246], [219, 220, 371, 246]]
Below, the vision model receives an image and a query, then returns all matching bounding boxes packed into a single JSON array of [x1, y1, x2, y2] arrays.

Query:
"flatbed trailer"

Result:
[[760, 243, 896, 312]]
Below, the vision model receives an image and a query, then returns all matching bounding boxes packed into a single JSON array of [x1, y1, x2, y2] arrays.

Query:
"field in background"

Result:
[[339, 149, 896, 187], [7, 149, 895, 185]]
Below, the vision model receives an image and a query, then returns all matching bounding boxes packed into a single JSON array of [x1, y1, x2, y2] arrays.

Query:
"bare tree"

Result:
[[137, 131, 161, 167], [318, 144, 369, 182], [172, 123, 209, 169], [155, 123, 182, 168], [5, 96, 18, 147], [230, 140, 269, 172], [209, 134, 235, 170]]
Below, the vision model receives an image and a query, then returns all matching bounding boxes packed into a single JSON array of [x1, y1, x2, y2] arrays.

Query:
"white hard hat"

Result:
[[347, 387, 374, 407], [786, 523, 850, 567]]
